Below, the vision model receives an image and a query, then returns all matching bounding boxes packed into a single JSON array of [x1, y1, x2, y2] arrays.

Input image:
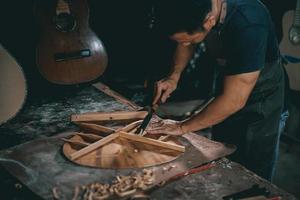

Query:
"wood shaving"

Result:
[[53, 170, 155, 199], [52, 187, 60, 200], [131, 192, 150, 200], [72, 186, 80, 200]]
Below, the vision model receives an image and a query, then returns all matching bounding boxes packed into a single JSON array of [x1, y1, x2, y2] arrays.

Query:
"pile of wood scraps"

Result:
[[53, 169, 155, 200], [62, 111, 186, 168]]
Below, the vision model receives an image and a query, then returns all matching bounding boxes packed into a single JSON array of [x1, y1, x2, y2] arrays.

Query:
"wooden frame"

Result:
[[69, 131, 185, 161]]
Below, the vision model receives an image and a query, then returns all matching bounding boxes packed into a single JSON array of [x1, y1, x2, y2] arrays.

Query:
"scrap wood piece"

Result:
[[93, 82, 141, 111], [71, 111, 148, 122], [119, 132, 185, 153], [70, 133, 120, 160]]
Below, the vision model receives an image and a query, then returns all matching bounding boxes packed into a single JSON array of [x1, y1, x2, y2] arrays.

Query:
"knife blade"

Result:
[[135, 105, 157, 135]]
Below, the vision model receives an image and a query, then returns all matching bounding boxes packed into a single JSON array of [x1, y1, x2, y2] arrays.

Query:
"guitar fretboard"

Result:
[[56, 0, 71, 15], [294, 0, 300, 26]]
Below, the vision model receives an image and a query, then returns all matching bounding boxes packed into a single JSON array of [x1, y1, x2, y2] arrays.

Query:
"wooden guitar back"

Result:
[[36, 0, 107, 85], [0, 45, 27, 125], [280, 10, 300, 91]]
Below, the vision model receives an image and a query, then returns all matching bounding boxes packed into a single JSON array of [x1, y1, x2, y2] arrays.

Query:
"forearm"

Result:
[[180, 71, 260, 133], [180, 94, 244, 133], [168, 44, 195, 82]]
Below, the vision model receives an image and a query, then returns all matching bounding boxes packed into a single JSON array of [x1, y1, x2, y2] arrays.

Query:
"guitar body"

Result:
[[280, 10, 300, 91], [0, 44, 27, 125], [36, 0, 107, 85]]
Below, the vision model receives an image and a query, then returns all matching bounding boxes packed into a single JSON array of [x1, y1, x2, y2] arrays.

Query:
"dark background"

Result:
[[0, 0, 230, 101], [0, 0, 297, 96], [0, 0, 300, 199]]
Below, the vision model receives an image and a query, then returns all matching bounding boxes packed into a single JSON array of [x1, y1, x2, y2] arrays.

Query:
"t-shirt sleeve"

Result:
[[225, 25, 268, 75]]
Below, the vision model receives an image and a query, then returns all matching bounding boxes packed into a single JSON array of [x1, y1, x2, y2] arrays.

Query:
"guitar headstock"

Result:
[[54, 0, 76, 32]]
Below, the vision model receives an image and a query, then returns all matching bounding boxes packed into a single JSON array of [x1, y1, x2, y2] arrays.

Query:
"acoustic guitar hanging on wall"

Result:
[[280, 0, 300, 91], [36, 0, 107, 85]]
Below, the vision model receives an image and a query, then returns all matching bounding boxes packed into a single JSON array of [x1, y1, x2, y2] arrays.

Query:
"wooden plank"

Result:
[[93, 82, 141, 110], [70, 133, 120, 160], [119, 133, 185, 153], [71, 111, 148, 122]]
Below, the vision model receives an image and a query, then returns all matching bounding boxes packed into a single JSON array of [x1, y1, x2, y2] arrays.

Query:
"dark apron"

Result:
[[204, 27, 285, 181]]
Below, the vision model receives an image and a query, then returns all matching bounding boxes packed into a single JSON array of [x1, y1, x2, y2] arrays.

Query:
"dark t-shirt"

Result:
[[211, 0, 280, 75]]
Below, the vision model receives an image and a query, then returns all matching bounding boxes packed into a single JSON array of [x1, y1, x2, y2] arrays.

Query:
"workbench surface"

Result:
[[0, 84, 297, 200]]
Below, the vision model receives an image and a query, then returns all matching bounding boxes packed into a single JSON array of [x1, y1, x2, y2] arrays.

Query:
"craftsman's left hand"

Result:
[[146, 119, 184, 136]]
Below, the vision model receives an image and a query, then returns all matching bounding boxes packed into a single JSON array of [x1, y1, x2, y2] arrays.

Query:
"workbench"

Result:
[[0, 83, 297, 200]]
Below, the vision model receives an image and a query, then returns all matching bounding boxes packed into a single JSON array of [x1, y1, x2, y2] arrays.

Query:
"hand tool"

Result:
[[135, 104, 158, 135]]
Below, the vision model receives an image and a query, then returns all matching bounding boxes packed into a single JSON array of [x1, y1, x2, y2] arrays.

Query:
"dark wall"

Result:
[[261, 0, 297, 42], [0, 0, 39, 86], [0, 0, 175, 87], [0, 0, 297, 94]]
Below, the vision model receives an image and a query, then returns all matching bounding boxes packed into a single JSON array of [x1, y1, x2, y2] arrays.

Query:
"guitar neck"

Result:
[[56, 0, 71, 15], [294, 0, 300, 26]]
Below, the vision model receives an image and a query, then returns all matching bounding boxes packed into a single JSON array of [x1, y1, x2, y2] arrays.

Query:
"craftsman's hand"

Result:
[[153, 78, 178, 105], [147, 119, 185, 136]]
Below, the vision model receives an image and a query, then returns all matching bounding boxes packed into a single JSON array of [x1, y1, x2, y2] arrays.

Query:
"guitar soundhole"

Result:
[[54, 13, 76, 32], [289, 26, 300, 45]]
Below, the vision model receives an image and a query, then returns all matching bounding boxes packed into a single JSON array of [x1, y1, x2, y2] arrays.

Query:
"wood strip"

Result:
[[75, 132, 103, 141], [71, 111, 148, 122], [158, 135, 170, 141], [93, 82, 141, 110], [70, 133, 120, 160], [61, 138, 90, 148], [118, 120, 142, 133], [75, 122, 116, 134], [119, 133, 185, 153]]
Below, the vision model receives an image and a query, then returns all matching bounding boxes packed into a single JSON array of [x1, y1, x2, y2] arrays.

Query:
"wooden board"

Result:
[[71, 111, 148, 122], [63, 133, 185, 169], [93, 82, 141, 110]]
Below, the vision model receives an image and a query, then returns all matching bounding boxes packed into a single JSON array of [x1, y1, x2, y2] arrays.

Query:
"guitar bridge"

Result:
[[54, 49, 91, 62]]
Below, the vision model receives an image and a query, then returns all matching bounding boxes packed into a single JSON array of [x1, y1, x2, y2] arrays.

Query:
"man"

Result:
[[147, 0, 284, 181]]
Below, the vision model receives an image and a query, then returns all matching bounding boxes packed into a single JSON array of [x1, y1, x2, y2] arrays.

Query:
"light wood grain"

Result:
[[62, 138, 90, 147], [93, 82, 141, 110], [63, 134, 184, 168], [70, 133, 120, 160], [71, 111, 148, 122], [76, 122, 116, 134], [75, 132, 103, 141], [119, 133, 185, 153], [118, 120, 142, 132]]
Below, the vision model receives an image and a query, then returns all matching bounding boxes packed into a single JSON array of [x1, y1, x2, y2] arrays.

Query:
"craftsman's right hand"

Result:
[[153, 78, 178, 105]]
